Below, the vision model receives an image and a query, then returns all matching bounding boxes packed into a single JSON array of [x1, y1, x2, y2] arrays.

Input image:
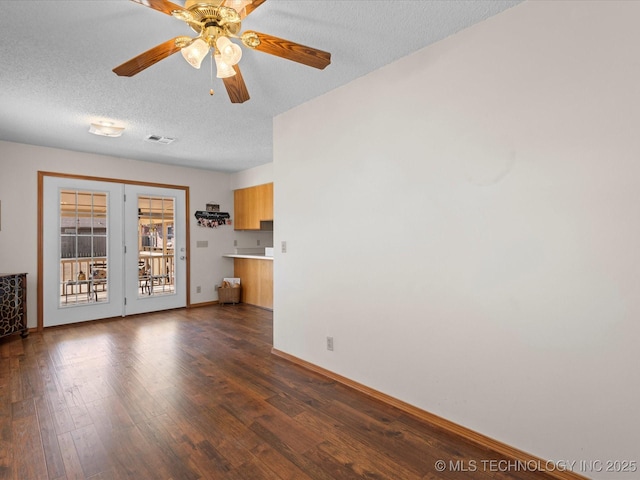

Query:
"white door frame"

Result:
[[37, 172, 190, 330]]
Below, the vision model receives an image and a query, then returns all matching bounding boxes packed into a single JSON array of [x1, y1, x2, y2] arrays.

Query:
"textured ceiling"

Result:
[[0, 0, 522, 173]]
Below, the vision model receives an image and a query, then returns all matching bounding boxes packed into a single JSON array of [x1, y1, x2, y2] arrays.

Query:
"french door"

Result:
[[124, 184, 186, 315], [42, 176, 187, 327]]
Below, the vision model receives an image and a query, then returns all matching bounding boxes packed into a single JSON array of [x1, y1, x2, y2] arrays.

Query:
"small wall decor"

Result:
[[206, 203, 220, 212], [195, 209, 231, 228]]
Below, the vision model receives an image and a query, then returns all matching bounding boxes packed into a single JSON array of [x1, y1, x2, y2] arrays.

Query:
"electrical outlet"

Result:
[[326, 336, 334, 351], [281, 241, 287, 253], [196, 286, 201, 293], [233, 239, 238, 247], [214, 284, 219, 290], [257, 239, 261, 246]]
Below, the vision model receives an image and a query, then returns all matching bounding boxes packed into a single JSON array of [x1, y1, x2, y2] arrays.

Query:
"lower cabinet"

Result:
[[233, 258, 273, 310]]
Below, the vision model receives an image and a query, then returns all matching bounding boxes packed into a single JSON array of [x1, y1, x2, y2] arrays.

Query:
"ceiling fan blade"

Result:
[[242, 31, 331, 70], [113, 37, 184, 77], [130, 0, 186, 16], [222, 65, 250, 103]]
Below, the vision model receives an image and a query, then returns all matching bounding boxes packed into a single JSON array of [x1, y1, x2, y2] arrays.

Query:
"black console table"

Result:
[[0, 273, 28, 339]]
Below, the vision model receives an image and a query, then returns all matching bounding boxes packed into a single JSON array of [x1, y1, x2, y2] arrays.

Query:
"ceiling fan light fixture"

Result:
[[181, 38, 210, 69], [113, 0, 331, 102], [89, 121, 124, 137], [216, 36, 242, 66], [214, 54, 236, 78]]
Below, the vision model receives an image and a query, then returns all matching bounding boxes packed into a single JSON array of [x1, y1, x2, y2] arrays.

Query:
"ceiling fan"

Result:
[[112, 0, 331, 103]]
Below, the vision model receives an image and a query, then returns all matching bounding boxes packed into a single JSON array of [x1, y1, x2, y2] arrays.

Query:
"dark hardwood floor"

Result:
[[0, 305, 553, 479]]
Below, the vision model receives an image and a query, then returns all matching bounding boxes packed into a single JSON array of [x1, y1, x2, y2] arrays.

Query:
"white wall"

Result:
[[0, 140, 236, 325], [231, 162, 273, 190], [274, 1, 639, 476]]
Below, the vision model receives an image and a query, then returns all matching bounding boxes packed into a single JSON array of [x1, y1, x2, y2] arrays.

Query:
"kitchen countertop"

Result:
[[223, 254, 274, 260]]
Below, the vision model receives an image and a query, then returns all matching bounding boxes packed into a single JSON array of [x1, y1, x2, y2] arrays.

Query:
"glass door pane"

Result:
[[137, 195, 175, 297], [59, 189, 109, 306]]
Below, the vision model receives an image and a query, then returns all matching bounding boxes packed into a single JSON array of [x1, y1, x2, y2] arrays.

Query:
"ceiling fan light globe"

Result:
[[214, 54, 236, 78], [226, 43, 243, 65], [216, 36, 242, 66], [181, 38, 210, 69]]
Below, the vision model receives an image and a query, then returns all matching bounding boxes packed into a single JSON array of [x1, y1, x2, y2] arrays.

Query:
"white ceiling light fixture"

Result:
[[89, 121, 125, 137]]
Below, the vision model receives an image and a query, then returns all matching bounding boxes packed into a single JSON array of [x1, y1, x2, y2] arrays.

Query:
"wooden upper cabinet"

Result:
[[233, 183, 273, 230], [258, 182, 273, 222]]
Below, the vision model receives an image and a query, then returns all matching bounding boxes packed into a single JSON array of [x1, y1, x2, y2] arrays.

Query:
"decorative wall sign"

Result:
[[206, 203, 220, 212], [195, 210, 231, 228]]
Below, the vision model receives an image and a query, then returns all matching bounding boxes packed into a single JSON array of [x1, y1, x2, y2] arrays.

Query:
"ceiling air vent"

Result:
[[145, 135, 175, 145]]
